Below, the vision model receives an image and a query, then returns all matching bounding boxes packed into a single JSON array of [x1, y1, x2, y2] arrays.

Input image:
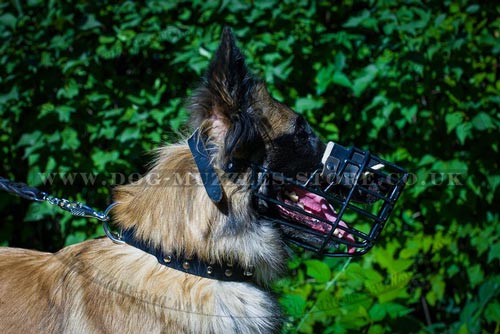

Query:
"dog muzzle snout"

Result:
[[251, 141, 409, 257]]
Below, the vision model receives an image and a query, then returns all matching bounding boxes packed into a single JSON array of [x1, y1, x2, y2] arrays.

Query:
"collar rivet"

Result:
[[182, 261, 190, 270]]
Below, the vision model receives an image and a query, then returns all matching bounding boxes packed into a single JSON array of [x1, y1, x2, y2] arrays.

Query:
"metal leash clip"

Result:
[[1, 175, 123, 244], [42, 194, 114, 222], [43, 193, 109, 221], [42, 195, 123, 244]]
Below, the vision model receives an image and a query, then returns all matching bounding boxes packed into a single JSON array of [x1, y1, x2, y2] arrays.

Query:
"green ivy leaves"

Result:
[[1, 1, 499, 333]]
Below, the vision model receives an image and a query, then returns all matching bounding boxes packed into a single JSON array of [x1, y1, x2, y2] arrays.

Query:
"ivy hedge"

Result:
[[1, 1, 499, 333]]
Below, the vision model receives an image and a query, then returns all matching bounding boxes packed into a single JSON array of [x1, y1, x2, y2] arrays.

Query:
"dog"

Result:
[[0, 27, 404, 333]]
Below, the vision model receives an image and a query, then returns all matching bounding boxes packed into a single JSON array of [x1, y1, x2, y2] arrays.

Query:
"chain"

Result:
[[0, 176, 114, 222], [42, 194, 113, 221]]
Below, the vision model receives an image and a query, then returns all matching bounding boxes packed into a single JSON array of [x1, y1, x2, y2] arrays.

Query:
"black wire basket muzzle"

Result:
[[252, 141, 409, 257]]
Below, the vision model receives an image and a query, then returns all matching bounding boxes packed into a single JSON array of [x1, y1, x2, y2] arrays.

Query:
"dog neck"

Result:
[[112, 143, 286, 285]]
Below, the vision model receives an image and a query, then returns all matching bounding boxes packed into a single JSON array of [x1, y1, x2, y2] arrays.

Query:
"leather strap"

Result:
[[121, 228, 254, 282], [187, 129, 224, 204]]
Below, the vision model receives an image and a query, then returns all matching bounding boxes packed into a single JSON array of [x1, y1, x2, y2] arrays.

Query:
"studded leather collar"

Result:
[[121, 228, 254, 282]]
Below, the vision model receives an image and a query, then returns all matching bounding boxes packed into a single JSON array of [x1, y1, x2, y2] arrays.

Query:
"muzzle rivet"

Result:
[[207, 266, 214, 275], [182, 261, 190, 270], [164, 255, 172, 263]]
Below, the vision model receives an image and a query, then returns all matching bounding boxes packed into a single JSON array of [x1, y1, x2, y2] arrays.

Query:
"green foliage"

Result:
[[0, 0, 499, 333]]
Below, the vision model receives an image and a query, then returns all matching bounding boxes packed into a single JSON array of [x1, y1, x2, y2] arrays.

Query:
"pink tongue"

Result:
[[294, 188, 356, 254]]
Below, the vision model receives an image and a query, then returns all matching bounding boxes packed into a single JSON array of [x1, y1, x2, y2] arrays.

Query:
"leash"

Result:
[[0, 175, 254, 282], [0, 176, 115, 222]]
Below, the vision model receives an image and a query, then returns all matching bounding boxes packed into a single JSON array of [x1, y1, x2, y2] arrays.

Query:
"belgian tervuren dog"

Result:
[[0, 28, 350, 333]]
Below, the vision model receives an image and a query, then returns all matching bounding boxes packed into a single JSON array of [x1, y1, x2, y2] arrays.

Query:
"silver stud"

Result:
[[225, 269, 233, 277], [244, 270, 254, 277], [207, 266, 213, 275], [244, 266, 254, 277], [164, 255, 172, 263], [182, 261, 190, 270]]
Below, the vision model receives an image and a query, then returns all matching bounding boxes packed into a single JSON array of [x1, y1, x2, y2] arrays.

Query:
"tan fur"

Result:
[[0, 140, 287, 333], [0, 242, 279, 333], [0, 133, 292, 333], [0, 29, 312, 334]]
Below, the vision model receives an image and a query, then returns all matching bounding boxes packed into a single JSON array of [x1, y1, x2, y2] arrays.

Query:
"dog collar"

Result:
[[119, 228, 254, 282]]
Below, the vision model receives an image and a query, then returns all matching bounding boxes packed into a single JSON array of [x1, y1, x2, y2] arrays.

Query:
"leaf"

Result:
[[352, 65, 378, 97], [485, 301, 500, 323], [91, 150, 120, 170], [0, 13, 17, 29], [334, 52, 346, 72], [316, 290, 337, 312], [487, 242, 500, 263], [117, 29, 136, 43], [332, 72, 352, 88], [294, 95, 324, 113], [455, 123, 472, 145], [369, 303, 386, 321], [273, 56, 293, 80], [24, 202, 55, 222], [99, 36, 115, 44], [384, 303, 413, 319], [55, 105, 76, 122], [0, 86, 19, 104], [445, 112, 464, 133], [17, 130, 43, 147], [467, 264, 484, 288], [316, 64, 334, 95], [343, 10, 378, 30], [118, 128, 141, 143], [367, 324, 386, 334], [126, 94, 147, 105], [80, 14, 102, 30], [304, 259, 331, 283], [478, 280, 498, 304], [430, 275, 446, 301], [60, 128, 81, 150], [472, 112, 495, 131], [280, 294, 306, 317], [465, 4, 480, 14], [426, 290, 437, 306]]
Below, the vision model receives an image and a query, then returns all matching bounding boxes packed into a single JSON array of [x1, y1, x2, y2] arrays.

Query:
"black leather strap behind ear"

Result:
[[188, 129, 224, 204]]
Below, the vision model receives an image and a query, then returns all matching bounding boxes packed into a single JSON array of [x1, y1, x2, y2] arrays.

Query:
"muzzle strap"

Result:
[[188, 129, 224, 204]]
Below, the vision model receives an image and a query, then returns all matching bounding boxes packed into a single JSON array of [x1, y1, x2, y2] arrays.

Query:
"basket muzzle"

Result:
[[252, 141, 409, 257]]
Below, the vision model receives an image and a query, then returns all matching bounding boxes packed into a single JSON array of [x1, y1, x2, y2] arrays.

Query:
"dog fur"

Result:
[[0, 28, 325, 334]]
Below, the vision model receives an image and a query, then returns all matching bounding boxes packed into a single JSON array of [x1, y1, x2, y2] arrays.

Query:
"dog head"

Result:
[[187, 27, 408, 258], [114, 27, 406, 270], [188, 28, 324, 177]]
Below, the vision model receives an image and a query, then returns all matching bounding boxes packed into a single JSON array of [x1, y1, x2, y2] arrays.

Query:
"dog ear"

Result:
[[188, 27, 263, 167]]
